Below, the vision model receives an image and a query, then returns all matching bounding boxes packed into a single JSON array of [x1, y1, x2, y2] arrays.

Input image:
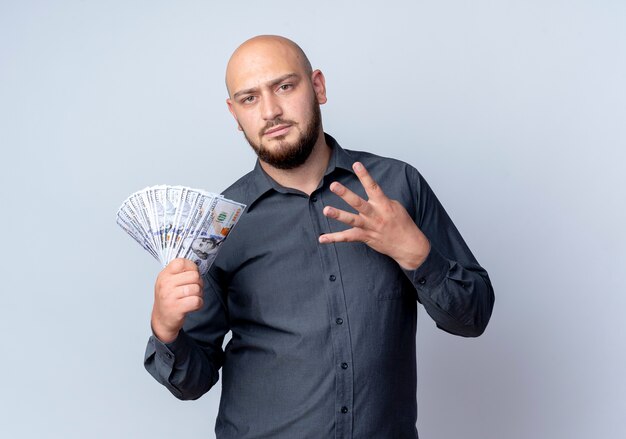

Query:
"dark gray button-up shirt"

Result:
[[144, 134, 494, 439]]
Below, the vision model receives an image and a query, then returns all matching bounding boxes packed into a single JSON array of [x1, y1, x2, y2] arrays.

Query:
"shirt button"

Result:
[[341, 406, 349, 414], [341, 362, 348, 369], [417, 277, 427, 285], [329, 274, 336, 281], [311, 195, 317, 202], [165, 352, 173, 359], [336, 318, 343, 325]]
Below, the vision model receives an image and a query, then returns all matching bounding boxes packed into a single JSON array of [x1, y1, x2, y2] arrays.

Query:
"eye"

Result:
[[277, 83, 292, 92], [241, 95, 256, 104]]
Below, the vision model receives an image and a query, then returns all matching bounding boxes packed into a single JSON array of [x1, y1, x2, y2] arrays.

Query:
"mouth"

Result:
[[263, 124, 291, 138]]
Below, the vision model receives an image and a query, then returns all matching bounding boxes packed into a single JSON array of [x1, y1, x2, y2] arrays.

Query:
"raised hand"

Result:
[[318, 162, 430, 270], [151, 258, 204, 343]]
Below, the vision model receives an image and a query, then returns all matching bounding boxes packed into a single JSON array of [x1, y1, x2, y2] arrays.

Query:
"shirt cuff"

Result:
[[402, 245, 449, 295], [150, 329, 193, 367]]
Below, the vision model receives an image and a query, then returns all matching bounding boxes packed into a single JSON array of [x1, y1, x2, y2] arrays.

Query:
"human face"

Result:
[[241, 93, 322, 169], [195, 238, 216, 251], [192, 238, 217, 259], [226, 40, 327, 169]]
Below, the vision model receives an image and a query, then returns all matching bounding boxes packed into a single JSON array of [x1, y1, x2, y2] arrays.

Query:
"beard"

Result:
[[243, 102, 322, 170]]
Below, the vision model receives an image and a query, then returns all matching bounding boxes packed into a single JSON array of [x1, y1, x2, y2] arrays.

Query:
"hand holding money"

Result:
[[151, 258, 204, 343]]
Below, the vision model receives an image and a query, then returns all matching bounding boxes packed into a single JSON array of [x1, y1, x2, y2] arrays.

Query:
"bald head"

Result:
[[224, 35, 328, 171], [225, 35, 313, 97]]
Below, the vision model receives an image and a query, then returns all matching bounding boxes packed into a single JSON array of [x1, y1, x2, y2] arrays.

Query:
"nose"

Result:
[[261, 93, 282, 121]]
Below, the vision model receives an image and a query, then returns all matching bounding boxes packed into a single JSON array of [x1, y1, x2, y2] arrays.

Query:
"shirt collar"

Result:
[[244, 133, 356, 211], [324, 132, 356, 175]]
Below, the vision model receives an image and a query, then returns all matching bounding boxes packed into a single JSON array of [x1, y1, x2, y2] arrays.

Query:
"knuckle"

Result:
[[155, 281, 168, 298], [190, 271, 201, 284], [169, 258, 183, 272], [159, 276, 172, 290], [192, 296, 204, 310]]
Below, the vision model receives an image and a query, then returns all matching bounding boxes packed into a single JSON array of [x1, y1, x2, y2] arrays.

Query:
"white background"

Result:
[[1, 1, 625, 438]]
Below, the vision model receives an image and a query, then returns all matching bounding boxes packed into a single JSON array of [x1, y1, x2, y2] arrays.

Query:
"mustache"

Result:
[[261, 118, 297, 135]]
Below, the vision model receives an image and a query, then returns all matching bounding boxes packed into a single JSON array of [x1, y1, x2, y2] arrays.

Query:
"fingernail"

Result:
[[330, 183, 344, 194], [353, 162, 362, 171]]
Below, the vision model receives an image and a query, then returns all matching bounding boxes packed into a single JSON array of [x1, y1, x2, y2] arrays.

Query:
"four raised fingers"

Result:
[[319, 162, 391, 244], [324, 162, 389, 230]]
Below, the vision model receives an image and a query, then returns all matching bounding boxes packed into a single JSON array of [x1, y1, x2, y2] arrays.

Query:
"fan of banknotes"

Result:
[[116, 185, 245, 274]]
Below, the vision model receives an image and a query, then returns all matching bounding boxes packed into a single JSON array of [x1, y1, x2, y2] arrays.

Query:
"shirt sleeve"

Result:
[[402, 166, 495, 337], [144, 270, 230, 399]]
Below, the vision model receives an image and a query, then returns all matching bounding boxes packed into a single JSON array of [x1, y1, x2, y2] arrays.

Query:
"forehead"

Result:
[[226, 41, 306, 95]]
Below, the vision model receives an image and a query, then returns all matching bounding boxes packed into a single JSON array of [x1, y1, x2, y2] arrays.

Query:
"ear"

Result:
[[311, 69, 327, 105], [226, 98, 243, 131]]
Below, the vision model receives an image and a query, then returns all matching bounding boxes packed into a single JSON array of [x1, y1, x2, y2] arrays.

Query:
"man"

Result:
[[145, 35, 494, 438]]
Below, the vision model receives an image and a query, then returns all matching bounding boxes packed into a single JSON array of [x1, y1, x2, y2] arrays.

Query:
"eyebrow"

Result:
[[233, 73, 299, 100]]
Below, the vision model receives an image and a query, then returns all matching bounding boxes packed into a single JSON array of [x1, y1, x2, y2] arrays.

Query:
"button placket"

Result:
[[308, 188, 354, 438]]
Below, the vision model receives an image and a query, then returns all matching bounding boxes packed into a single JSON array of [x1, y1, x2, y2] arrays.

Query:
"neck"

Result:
[[259, 131, 331, 195]]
